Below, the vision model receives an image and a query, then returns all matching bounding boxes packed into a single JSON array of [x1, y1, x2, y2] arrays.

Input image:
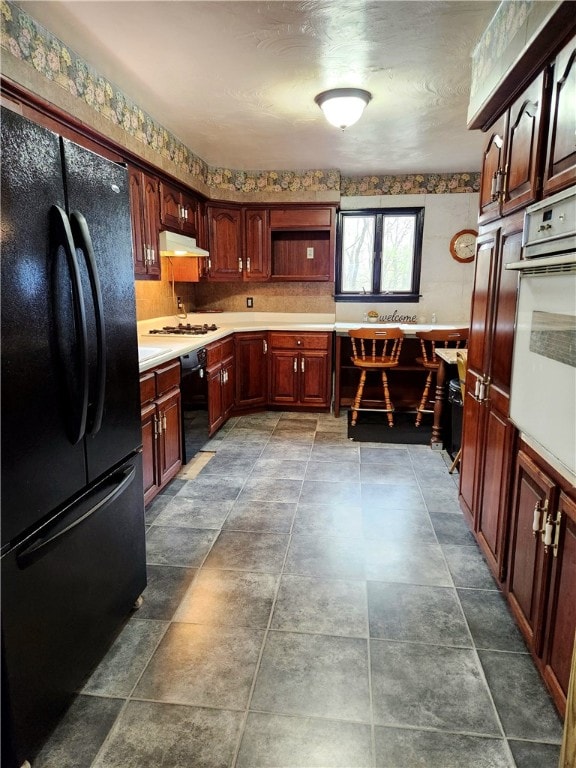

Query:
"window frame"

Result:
[[335, 207, 424, 302]]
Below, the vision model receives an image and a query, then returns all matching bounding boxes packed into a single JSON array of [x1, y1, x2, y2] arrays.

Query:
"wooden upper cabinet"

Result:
[[243, 208, 270, 281], [466, 231, 498, 379], [160, 181, 199, 237], [543, 35, 576, 195], [129, 166, 160, 279], [478, 116, 506, 224], [207, 205, 243, 281], [501, 72, 547, 215], [269, 207, 334, 229]]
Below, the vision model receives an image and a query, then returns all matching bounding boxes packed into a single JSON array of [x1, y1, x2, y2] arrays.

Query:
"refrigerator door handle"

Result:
[[16, 464, 136, 569], [70, 210, 107, 436], [49, 205, 89, 444]]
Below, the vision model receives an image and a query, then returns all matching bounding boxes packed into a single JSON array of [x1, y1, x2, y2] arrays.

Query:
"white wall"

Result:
[[336, 193, 478, 325]]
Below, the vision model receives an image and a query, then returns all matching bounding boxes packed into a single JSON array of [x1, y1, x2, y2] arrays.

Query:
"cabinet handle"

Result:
[[551, 510, 562, 557], [144, 245, 150, 266], [184, 208, 188, 221], [301, 358, 305, 373], [247, 257, 251, 272], [162, 413, 167, 431], [263, 339, 268, 354], [207, 257, 212, 271], [532, 499, 548, 537], [154, 414, 162, 438], [490, 173, 498, 202], [293, 357, 297, 372], [238, 258, 243, 273], [150, 247, 155, 264]]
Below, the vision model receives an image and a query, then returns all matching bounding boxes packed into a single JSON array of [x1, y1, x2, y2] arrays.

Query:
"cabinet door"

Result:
[[207, 366, 224, 435], [207, 206, 243, 281], [143, 172, 161, 278], [502, 72, 546, 215], [269, 351, 298, 405], [159, 182, 182, 231], [180, 191, 199, 237], [244, 208, 270, 281], [467, 232, 498, 379], [543, 491, 576, 714], [475, 402, 515, 580], [507, 451, 557, 654], [221, 357, 235, 419], [300, 352, 330, 406], [478, 116, 506, 224], [544, 37, 576, 195], [157, 388, 182, 486], [490, 230, 521, 395], [459, 378, 485, 528], [141, 401, 159, 505], [235, 333, 268, 408], [128, 168, 147, 276]]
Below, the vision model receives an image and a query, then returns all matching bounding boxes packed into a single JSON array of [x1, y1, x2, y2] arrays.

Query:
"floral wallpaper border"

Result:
[[2, 0, 479, 196], [470, 0, 532, 99]]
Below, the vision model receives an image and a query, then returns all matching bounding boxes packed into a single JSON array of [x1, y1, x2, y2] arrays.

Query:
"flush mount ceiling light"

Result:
[[314, 88, 372, 129]]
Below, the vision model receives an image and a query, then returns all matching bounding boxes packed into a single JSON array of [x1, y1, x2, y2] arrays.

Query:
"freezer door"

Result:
[[62, 139, 142, 481], [0, 108, 88, 547], [1, 454, 146, 767]]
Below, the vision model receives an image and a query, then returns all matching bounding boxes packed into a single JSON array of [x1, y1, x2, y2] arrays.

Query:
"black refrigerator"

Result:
[[1, 107, 147, 767]]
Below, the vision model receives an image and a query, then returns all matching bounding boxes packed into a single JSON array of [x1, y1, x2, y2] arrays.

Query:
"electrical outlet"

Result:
[[306, 247, 314, 259], [246, 297, 254, 308]]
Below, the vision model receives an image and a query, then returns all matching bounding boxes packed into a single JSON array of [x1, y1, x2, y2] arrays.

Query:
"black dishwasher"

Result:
[[180, 348, 209, 462]]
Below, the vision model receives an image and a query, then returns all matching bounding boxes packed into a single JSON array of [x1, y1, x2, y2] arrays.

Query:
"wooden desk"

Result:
[[433, 348, 459, 448]]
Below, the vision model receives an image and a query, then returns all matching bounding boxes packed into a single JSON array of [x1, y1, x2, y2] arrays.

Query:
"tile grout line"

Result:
[[228, 414, 312, 768]]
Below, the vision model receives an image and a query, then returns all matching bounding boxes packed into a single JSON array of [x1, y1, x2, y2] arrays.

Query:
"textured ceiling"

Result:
[[19, 0, 499, 175]]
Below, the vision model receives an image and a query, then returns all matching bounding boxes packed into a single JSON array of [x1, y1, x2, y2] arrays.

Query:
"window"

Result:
[[336, 208, 424, 301]]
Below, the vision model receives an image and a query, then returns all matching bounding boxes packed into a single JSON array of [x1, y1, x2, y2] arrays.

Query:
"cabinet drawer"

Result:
[[139, 372, 156, 404], [269, 207, 333, 229], [269, 332, 331, 351], [206, 336, 234, 367], [219, 336, 235, 360], [155, 361, 181, 396]]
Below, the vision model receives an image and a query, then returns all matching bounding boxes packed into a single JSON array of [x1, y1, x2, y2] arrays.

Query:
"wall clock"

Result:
[[450, 229, 478, 263]]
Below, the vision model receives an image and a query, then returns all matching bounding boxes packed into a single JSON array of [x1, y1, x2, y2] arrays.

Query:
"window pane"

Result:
[[380, 216, 415, 292], [341, 216, 375, 293]]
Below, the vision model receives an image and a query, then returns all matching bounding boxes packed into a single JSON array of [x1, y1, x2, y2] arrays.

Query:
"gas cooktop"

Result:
[[148, 323, 218, 336]]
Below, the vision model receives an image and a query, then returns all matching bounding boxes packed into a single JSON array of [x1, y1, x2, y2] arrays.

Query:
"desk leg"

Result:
[[334, 335, 342, 418], [432, 359, 447, 449]]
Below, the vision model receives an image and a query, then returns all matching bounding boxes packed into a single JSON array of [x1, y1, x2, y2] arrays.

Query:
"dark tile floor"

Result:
[[34, 412, 563, 768]]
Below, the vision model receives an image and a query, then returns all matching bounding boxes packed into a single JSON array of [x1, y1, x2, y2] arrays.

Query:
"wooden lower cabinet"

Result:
[[206, 337, 235, 435], [542, 492, 576, 714], [268, 332, 332, 409], [506, 448, 576, 716], [235, 332, 268, 409], [140, 360, 182, 505]]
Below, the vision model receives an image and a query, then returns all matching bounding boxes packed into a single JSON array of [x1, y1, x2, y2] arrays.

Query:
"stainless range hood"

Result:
[[159, 230, 209, 258]]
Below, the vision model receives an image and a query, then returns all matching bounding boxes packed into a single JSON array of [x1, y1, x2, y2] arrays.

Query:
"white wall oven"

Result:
[[508, 186, 576, 481]]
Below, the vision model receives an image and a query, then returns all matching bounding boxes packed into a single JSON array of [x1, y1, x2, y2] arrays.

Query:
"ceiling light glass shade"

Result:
[[315, 88, 372, 129]]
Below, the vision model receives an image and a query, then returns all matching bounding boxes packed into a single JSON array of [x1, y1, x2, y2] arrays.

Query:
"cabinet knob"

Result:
[[297, 339, 302, 345]]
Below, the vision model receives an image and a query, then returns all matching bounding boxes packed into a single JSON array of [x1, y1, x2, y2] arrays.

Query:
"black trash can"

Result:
[[448, 378, 463, 458]]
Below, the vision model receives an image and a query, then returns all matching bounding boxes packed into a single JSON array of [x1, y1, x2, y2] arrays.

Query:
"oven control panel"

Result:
[[523, 185, 576, 258]]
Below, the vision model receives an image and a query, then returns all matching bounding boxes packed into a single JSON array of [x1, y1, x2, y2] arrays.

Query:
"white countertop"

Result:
[[137, 312, 468, 372]]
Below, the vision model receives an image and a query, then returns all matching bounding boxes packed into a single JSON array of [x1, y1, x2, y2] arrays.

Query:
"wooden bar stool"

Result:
[[415, 328, 468, 427], [348, 327, 404, 427]]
